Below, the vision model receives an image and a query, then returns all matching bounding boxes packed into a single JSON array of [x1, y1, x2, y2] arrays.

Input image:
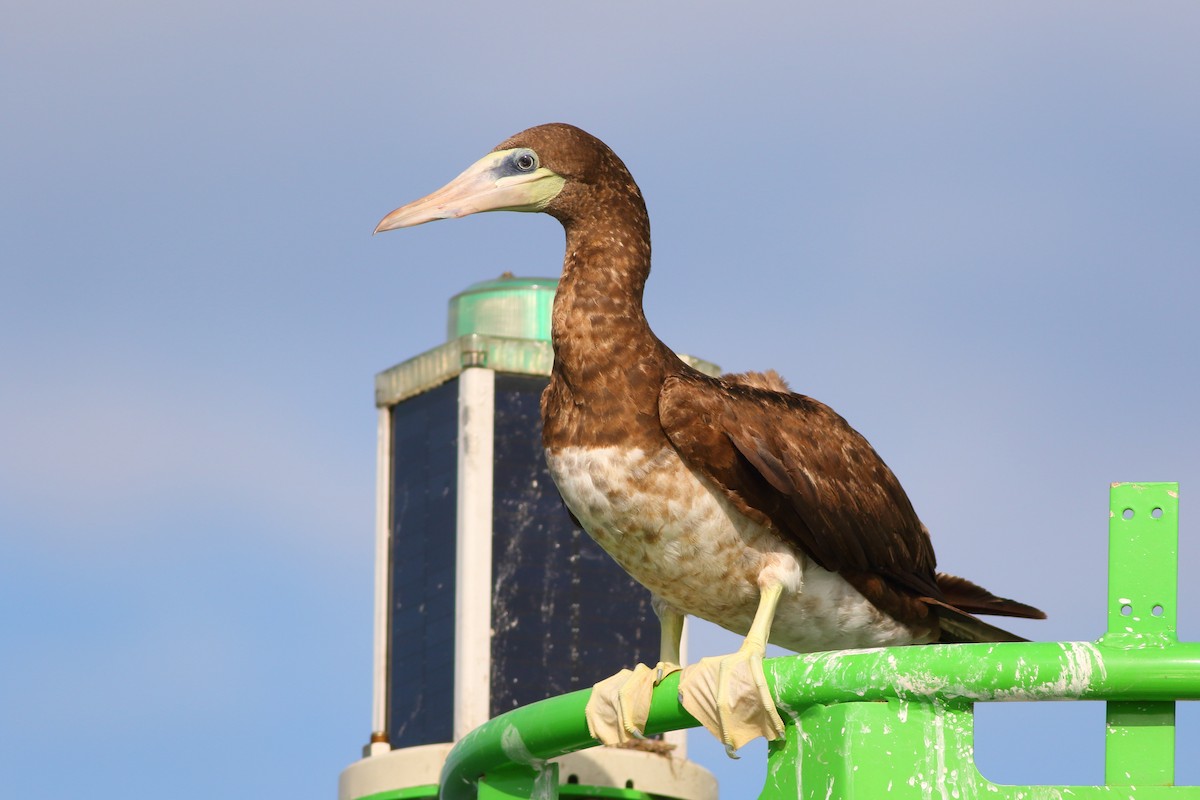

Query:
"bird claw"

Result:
[[678, 648, 785, 756], [652, 661, 682, 686], [585, 662, 681, 745]]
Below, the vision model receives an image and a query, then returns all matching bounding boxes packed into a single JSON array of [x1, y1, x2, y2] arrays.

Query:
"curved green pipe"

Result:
[[438, 639, 1200, 800]]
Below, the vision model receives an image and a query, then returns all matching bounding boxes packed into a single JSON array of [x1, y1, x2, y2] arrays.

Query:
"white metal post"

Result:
[[368, 406, 394, 755], [454, 366, 495, 740]]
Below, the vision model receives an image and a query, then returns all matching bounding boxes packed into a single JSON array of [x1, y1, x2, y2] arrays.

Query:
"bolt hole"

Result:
[[1120, 604, 1133, 616], [567, 775, 579, 784], [1122, 508, 1134, 520], [1152, 605, 1164, 617], [625, 779, 635, 789], [1151, 507, 1163, 519]]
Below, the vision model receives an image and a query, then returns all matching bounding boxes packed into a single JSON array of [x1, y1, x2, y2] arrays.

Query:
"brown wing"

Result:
[[658, 369, 941, 601]]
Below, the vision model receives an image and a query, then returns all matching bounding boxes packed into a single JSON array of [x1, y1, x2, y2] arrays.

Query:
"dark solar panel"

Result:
[[385, 373, 657, 744], [387, 379, 459, 748]]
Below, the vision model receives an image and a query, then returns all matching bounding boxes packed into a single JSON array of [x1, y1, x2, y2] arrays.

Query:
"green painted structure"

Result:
[[425, 482, 1196, 799]]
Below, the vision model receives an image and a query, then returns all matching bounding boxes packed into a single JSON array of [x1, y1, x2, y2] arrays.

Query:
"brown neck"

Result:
[[542, 185, 679, 449], [549, 182, 662, 371]]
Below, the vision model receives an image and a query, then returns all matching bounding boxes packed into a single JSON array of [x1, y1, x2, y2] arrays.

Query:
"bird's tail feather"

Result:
[[935, 604, 1030, 643], [935, 572, 1046, 619], [926, 571, 1046, 643]]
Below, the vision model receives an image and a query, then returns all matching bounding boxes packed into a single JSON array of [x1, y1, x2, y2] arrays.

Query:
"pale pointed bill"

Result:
[[374, 149, 564, 233]]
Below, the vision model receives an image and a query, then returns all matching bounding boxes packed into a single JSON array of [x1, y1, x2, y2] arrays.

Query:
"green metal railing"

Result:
[[439, 482, 1197, 799]]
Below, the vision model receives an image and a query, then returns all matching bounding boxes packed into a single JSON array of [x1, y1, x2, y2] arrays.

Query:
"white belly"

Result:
[[545, 445, 927, 652]]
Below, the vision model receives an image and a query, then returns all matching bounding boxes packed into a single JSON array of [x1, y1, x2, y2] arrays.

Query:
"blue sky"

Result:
[[3, 2, 1198, 797]]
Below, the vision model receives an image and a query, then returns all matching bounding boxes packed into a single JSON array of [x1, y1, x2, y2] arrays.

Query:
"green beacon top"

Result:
[[447, 275, 556, 342]]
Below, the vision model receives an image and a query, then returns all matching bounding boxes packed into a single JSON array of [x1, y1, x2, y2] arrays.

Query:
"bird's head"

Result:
[[374, 123, 638, 233]]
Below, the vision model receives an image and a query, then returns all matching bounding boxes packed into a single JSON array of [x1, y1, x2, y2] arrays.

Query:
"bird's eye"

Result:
[[513, 151, 538, 172]]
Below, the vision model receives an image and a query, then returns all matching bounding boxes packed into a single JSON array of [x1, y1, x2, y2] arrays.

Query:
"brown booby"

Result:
[[375, 123, 1045, 754]]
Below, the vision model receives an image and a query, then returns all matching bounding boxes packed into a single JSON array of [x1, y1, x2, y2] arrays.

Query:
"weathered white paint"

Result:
[[500, 724, 544, 768]]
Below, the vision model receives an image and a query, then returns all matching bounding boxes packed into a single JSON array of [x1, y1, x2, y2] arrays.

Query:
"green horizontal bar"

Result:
[[438, 639, 1200, 800], [771, 640, 1200, 705]]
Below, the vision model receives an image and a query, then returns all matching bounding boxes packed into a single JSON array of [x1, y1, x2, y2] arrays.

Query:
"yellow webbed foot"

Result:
[[678, 646, 785, 756], [585, 661, 682, 745]]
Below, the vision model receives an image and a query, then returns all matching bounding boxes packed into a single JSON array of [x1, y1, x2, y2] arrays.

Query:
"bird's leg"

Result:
[[655, 601, 684, 681], [585, 600, 684, 745], [678, 582, 786, 756]]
